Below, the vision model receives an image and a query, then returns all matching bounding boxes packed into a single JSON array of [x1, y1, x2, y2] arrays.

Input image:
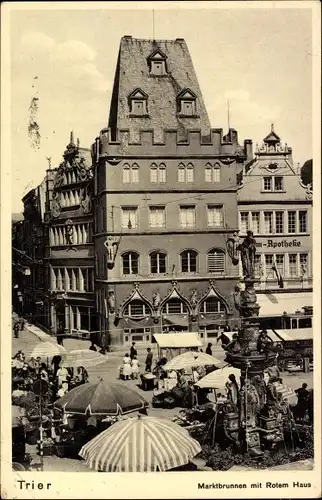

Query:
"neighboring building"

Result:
[[93, 36, 252, 348], [12, 217, 25, 315], [12, 179, 50, 328], [46, 133, 96, 340], [237, 125, 313, 322]]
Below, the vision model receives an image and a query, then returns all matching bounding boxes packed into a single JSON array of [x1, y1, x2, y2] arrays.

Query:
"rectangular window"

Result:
[[275, 211, 284, 234], [289, 254, 297, 277], [274, 177, 284, 191], [288, 211, 296, 233], [265, 254, 274, 279], [149, 206, 166, 228], [240, 212, 249, 233], [264, 212, 273, 234], [132, 100, 145, 115], [299, 211, 307, 233], [207, 206, 223, 228], [121, 207, 138, 229], [180, 206, 196, 228], [263, 177, 272, 191], [254, 255, 262, 277], [251, 212, 260, 234], [275, 255, 284, 276], [300, 253, 308, 275], [181, 101, 194, 116]]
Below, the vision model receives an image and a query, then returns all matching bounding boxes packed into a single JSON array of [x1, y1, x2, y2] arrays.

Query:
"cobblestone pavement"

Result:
[[11, 321, 314, 472]]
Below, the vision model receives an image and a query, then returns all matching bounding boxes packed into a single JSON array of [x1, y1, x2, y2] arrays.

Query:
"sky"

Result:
[[9, 4, 313, 213]]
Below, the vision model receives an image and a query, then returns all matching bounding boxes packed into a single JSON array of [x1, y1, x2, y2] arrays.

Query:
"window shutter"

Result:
[[208, 251, 225, 273]]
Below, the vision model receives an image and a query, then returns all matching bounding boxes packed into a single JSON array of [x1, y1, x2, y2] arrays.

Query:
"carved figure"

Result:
[[239, 379, 260, 428], [252, 375, 267, 410], [104, 236, 120, 269], [257, 330, 274, 357], [152, 292, 160, 309], [65, 221, 74, 245], [226, 231, 240, 266], [107, 291, 115, 314], [233, 284, 241, 311], [51, 195, 61, 218], [54, 169, 64, 187], [239, 231, 257, 280], [190, 290, 198, 307]]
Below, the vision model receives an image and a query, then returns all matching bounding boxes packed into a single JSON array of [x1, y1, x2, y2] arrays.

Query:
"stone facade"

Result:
[[237, 125, 313, 317], [94, 36, 252, 348]]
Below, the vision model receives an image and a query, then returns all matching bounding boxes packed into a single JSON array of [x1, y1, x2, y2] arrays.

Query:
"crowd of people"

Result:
[[118, 343, 154, 381]]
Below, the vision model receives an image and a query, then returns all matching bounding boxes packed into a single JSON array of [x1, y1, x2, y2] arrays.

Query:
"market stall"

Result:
[[153, 332, 202, 361]]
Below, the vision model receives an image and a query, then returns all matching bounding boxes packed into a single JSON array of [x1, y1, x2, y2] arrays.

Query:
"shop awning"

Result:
[[123, 316, 154, 329], [153, 332, 202, 348], [272, 328, 313, 342], [161, 315, 189, 327], [266, 330, 284, 342], [257, 292, 312, 316]]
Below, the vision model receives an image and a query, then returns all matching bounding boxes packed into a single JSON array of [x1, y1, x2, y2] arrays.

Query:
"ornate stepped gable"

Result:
[[51, 132, 93, 218]]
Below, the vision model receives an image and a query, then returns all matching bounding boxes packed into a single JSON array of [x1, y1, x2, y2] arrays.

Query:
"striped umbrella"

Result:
[[61, 349, 108, 368], [196, 366, 241, 390], [163, 351, 221, 372], [30, 341, 66, 360], [79, 415, 202, 472], [54, 380, 148, 416]]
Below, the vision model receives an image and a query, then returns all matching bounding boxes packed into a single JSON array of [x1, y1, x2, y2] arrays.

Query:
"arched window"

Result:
[[201, 297, 226, 314], [150, 163, 166, 183], [180, 250, 198, 273], [122, 252, 139, 275], [207, 248, 225, 273], [124, 300, 150, 317], [122, 163, 139, 183], [178, 163, 186, 183], [205, 163, 221, 183], [162, 299, 188, 315], [186, 163, 194, 183], [178, 163, 194, 183], [150, 251, 167, 274]]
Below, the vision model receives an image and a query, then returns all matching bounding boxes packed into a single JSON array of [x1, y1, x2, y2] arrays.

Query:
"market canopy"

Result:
[[272, 328, 313, 342], [195, 366, 241, 390], [153, 332, 202, 348], [162, 351, 221, 372], [266, 330, 285, 343]]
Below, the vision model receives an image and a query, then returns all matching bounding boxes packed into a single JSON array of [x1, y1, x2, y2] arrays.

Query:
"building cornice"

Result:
[[238, 199, 312, 205], [95, 275, 239, 285], [97, 188, 238, 197], [93, 228, 239, 238]]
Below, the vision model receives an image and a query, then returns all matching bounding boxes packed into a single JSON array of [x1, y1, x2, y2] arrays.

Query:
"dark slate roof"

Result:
[[108, 36, 211, 140]]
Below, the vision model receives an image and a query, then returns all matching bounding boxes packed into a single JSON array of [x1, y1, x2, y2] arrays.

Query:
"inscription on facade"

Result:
[[256, 239, 302, 249]]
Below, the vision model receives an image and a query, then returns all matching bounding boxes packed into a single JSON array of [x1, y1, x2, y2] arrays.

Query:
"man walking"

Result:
[[130, 342, 137, 360], [145, 348, 153, 372]]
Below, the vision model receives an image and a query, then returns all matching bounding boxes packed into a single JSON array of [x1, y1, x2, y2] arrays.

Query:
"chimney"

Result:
[[244, 139, 253, 161]]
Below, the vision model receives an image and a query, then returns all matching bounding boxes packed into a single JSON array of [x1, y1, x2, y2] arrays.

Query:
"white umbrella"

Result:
[[61, 349, 108, 368], [195, 366, 241, 390], [79, 415, 201, 472], [30, 341, 66, 360], [162, 351, 221, 372]]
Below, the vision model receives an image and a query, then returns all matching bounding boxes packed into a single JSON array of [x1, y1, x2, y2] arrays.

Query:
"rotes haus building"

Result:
[[92, 36, 253, 348]]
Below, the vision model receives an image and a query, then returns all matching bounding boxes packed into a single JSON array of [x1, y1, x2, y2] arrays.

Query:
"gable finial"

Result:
[[271, 123, 274, 133], [70, 130, 75, 145]]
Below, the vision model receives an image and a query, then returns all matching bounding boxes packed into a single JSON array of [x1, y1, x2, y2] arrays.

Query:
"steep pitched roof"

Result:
[[108, 36, 211, 140]]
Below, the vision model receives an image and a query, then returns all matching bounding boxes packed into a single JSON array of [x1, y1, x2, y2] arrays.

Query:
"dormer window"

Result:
[[147, 49, 168, 76], [176, 89, 197, 117], [128, 89, 148, 117]]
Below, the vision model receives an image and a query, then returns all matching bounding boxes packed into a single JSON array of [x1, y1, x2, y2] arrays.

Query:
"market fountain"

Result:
[[221, 230, 287, 455]]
